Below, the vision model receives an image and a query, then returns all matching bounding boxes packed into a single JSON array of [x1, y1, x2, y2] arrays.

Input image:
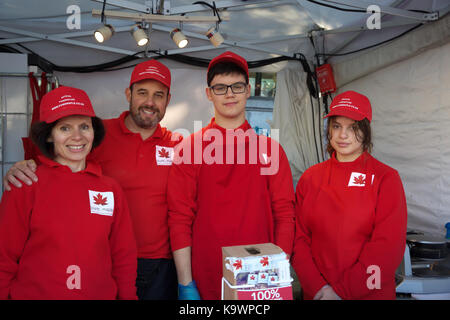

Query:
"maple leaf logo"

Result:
[[158, 148, 170, 159], [93, 193, 108, 206], [353, 175, 365, 185], [260, 257, 269, 267], [261, 274, 266, 279], [271, 277, 275, 281], [250, 275, 255, 280], [233, 259, 242, 270]]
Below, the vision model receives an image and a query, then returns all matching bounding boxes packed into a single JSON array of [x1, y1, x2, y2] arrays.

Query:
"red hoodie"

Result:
[[0, 156, 137, 300], [167, 118, 295, 300], [291, 152, 407, 300]]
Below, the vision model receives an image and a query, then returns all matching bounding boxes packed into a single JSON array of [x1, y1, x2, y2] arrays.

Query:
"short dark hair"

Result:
[[30, 116, 105, 159], [207, 62, 249, 87], [326, 116, 372, 157]]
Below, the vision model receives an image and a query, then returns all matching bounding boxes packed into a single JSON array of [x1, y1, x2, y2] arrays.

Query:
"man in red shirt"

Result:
[[167, 51, 295, 300], [3, 60, 181, 300]]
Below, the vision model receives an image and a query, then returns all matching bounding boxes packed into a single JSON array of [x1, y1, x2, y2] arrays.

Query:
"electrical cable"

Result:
[[307, 33, 322, 162], [192, 1, 222, 22], [307, 0, 365, 13], [316, 23, 423, 57], [306, 0, 431, 14], [101, 0, 107, 24]]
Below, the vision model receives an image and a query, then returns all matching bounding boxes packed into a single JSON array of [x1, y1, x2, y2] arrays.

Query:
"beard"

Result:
[[129, 104, 162, 129]]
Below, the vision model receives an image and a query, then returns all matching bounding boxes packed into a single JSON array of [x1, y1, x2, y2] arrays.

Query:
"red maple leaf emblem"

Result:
[[261, 274, 266, 279], [271, 277, 275, 281], [260, 256, 269, 267], [158, 148, 170, 158], [93, 193, 108, 206], [353, 175, 366, 185], [233, 259, 242, 270], [250, 275, 255, 280]]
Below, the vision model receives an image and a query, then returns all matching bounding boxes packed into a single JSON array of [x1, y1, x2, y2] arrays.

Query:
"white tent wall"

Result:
[[0, 53, 29, 192], [272, 63, 324, 185]]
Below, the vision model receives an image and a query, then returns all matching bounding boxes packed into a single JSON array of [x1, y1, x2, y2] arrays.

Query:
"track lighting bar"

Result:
[[92, 9, 228, 23]]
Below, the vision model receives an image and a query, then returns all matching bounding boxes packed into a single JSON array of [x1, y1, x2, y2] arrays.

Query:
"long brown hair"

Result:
[[326, 116, 372, 158]]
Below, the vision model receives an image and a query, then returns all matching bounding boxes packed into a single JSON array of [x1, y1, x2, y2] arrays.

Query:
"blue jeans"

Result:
[[136, 258, 178, 300]]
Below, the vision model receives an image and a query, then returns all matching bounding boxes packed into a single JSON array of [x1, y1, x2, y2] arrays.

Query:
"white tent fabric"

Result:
[[272, 63, 324, 185], [332, 13, 450, 88]]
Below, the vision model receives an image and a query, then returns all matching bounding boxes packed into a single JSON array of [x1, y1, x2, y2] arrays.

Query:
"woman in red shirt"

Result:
[[291, 91, 407, 300], [0, 87, 137, 300]]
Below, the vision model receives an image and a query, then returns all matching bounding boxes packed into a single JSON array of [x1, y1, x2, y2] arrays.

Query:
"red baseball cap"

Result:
[[207, 51, 249, 80], [324, 90, 372, 122], [40, 86, 96, 123], [130, 59, 171, 90]]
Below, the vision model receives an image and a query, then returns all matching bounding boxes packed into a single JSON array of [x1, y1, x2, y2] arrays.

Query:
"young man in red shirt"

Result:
[[3, 60, 181, 300], [167, 51, 295, 300]]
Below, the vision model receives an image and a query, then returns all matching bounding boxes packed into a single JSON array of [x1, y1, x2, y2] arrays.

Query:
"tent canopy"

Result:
[[1, 0, 448, 68]]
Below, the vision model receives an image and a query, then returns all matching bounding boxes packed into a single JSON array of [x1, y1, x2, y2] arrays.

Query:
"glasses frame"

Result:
[[209, 82, 248, 95]]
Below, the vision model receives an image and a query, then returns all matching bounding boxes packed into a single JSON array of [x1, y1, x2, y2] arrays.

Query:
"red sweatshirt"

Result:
[[291, 152, 407, 300], [167, 118, 295, 300], [0, 156, 137, 300], [89, 111, 181, 259]]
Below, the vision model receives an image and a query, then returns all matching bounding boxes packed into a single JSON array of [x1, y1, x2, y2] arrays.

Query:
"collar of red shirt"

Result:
[[207, 117, 252, 133], [331, 151, 370, 168], [38, 155, 102, 177], [118, 111, 163, 140]]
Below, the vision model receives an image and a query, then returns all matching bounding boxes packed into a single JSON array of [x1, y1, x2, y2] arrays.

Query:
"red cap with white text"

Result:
[[324, 90, 372, 122], [40, 86, 96, 123], [207, 51, 249, 80], [129, 59, 171, 90]]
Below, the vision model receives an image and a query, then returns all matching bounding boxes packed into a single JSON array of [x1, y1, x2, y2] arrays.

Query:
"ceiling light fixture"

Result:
[[170, 27, 189, 49], [206, 26, 224, 47], [94, 24, 114, 43], [92, 1, 228, 49], [93, 0, 114, 43], [131, 24, 149, 46]]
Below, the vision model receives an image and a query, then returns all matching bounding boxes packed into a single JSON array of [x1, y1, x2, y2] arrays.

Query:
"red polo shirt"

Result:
[[167, 118, 295, 300], [291, 152, 407, 300], [0, 156, 137, 300], [89, 111, 181, 259]]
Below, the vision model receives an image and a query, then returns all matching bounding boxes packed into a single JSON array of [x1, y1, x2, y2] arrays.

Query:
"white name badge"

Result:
[[88, 190, 114, 216], [155, 145, 174, 166], [348, 172, 366, 187]]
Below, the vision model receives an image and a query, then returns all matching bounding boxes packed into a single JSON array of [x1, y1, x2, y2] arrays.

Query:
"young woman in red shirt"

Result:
[[291, 91, 407, 300]]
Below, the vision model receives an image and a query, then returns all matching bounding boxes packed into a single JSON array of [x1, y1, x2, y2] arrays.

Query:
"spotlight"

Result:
[[131, 24, 149, 46], [94, 24, 114, 43], [206, 27, 224, 47], [170, 28, 188, 48]]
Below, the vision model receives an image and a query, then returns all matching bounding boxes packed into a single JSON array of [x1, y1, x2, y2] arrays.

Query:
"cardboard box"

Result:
[[222, 243, 293, 300]]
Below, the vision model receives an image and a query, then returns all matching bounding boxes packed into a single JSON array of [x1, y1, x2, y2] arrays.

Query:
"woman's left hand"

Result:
[[313, 285, 342, 300]]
